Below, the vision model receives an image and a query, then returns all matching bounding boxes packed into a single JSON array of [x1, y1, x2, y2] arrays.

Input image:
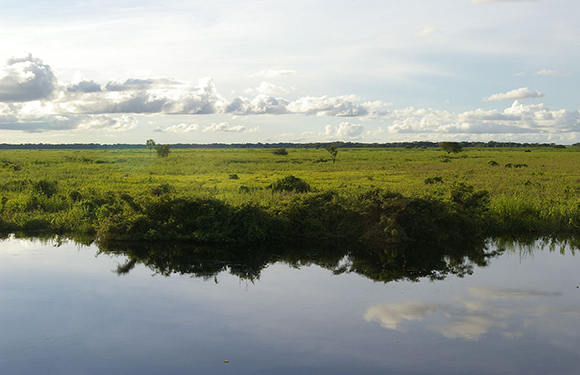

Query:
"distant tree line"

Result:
[[0, 141, 566, 150]]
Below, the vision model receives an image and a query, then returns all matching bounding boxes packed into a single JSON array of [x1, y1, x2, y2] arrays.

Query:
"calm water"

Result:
[[1, 237, 579, 374]]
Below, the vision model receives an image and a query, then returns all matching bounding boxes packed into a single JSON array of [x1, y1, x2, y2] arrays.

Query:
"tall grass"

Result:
[[0, 147, 579, 242]]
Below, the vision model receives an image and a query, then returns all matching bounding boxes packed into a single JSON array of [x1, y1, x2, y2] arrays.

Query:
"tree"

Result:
[[146, 139, 156, 158], [439, 142, 463, 154], [326, 145, 338, 164], [155, 144, 170, 158], [272, 148, 288, 156]]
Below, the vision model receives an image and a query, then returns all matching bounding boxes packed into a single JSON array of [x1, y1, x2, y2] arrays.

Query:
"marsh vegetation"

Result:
[[1, 146, 579, 245]]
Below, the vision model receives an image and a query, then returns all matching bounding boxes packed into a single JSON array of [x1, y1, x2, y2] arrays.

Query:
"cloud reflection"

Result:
[[365, 286, 566, 341]]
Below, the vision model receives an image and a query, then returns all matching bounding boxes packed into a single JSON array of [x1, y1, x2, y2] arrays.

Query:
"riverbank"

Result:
[[1, 147, 579, 244]]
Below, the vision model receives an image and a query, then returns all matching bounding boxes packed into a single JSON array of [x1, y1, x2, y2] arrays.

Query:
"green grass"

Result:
[[1, 147, 579, 242]]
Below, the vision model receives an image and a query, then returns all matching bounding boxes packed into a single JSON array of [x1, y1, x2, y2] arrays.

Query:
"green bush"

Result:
[[268, 176, 311, 193]]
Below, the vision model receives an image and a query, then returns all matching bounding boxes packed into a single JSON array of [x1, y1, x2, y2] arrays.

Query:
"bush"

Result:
[[268, 176, 311, 193], [32, 180, 58, 197], [272, 148, 288, 156]]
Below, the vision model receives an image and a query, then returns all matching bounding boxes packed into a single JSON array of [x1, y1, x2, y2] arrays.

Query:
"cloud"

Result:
[[384, 102, 580, 135], [484, 87, 544, 101], [226, 95, 290, 115], [414, 26, 442, 38], [0, 113, 137, 133], [64, 77, 228, 115], [287, 95, 391, 118], [534, 69, 570, 76], [244, 81, 289, 95], [250, 69, 296, 78], [156, 122, 259, 133], [104, 77, 183, 91], [157, 123, 200, 132], [67, 80, 102, 93], [364, 302, 439, 330], [365, 286, 567, 341], [325, 122, 365, 138], [0, 54, 57, 102]]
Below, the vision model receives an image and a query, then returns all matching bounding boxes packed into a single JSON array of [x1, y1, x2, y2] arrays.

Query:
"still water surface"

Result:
[[1, 237, 579, 374]]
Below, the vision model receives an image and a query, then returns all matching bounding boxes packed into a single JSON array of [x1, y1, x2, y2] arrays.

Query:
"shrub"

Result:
[[155, 144, 170, 157], [272, 148, 288, 156], [268, 176, 311, 193], [424, 177, 443, 184], [32, 180, 58, 197], [439, 142, 463, 154]]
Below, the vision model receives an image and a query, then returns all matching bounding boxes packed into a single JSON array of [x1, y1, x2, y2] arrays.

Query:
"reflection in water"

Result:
[[364, 284, 579, 341], [3, 234, 580, 375], [96, 238, 502, 284]]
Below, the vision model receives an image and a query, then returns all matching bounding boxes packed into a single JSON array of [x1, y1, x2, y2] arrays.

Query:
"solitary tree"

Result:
[[326, 145, 338, 164], [146, 139, 156, 158], [439, 142, 463, 154], [155, 144, 170, 158]]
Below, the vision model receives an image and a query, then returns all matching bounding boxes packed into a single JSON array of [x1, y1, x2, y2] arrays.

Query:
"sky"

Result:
[[0, 0, 579, 144]]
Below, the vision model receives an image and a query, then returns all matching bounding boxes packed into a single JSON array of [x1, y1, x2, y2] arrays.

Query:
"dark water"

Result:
[[1, 237, 579, 374]]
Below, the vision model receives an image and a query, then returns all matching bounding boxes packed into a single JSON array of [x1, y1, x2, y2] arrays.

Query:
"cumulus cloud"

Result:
[[535, 69, 570, 76], [364, 302, 439, 330], [63, 77, 228, 115], [157, 123, 200, 132], [287, 95, 391, 118], [325, 122, 365, 138], [2, 55, 578, 139], [226, 95, 290, 115], [244, 81, 289, 95], [484, 87, 544, 101], [104, 77, 183, 91], [250, 69, 296, 78], [155, 121, 258, 133], [384, 101, 580, 135], [0, 54, 57, 102], [365, 286, 566, 341], [67, 80, 102, 93], [0, 112, 136, 133]]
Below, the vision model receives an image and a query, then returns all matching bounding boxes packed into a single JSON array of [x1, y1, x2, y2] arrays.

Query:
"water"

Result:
[[1, 237, 579, 374]]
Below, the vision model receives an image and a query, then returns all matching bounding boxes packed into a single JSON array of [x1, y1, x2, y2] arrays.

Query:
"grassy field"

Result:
[[1, 146, 579, 243]]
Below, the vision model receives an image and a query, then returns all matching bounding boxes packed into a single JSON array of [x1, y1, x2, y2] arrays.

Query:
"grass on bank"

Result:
[[1, 147, 580, 243]]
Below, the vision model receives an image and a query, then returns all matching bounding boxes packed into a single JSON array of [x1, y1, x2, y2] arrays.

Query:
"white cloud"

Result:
[[414, 26, 442, 38], [325, 122, 365, 138], [156, 121, 258, 133], [0, 54, 57, 102], [244, 81, 289, 95], [364, 302, 439, 330], [250, 69, 296, 78], [226, 95, 290, 115], [534, 69, 570, 76], [158, 123, 200, 133], [484, 87, 544, 101], [287, 95, 391, 117], [0, 112, 136, 133], [384, 102, 580, 135], [365, 286, 565, 341]]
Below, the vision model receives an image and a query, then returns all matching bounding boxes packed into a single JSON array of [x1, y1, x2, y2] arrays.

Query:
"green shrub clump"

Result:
[[268, 176, 311, 193]]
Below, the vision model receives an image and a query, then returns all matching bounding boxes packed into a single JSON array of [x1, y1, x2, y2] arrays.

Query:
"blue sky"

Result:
[[0, 0, 579, 144]]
